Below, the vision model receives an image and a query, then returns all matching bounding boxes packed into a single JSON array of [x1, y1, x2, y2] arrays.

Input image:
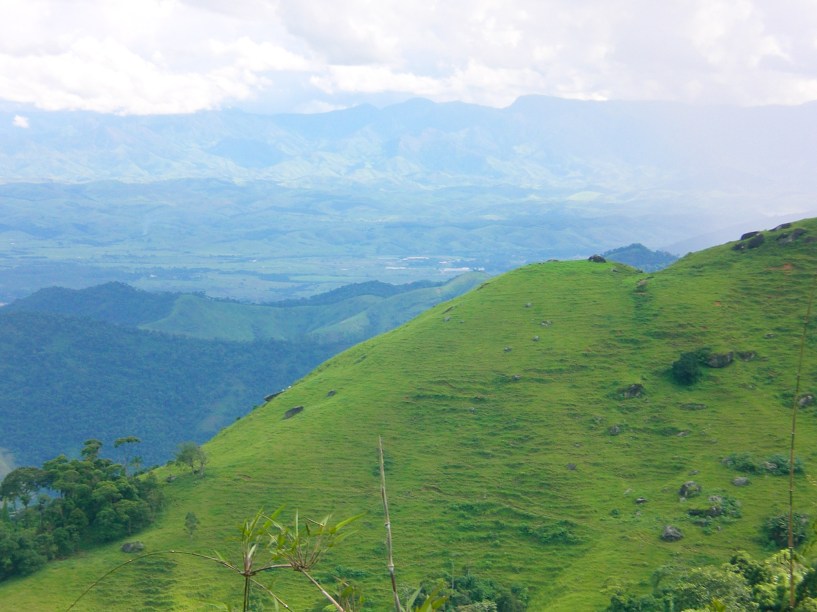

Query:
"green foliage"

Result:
[[609, 550, 817, 611], [762, 513, 810, 548], [671, 349, 707, 385], [0, 442, 162, 582], [175, 442, 208, 476], [722, 452, 805, 476]]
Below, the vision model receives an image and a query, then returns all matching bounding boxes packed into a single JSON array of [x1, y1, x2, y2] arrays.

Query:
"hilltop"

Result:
[[1, 219, 816, 610]]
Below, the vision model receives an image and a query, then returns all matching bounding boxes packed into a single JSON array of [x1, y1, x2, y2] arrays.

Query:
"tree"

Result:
[[0, 467, 45, 508], [80, 439, 103, 462], [184, 512, 198, 538], [113, 437, 141, 476], [175, 442, 207, 476]]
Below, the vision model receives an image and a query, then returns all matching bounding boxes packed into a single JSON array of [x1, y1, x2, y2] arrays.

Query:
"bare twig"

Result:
[[379, 436, 403, 612]]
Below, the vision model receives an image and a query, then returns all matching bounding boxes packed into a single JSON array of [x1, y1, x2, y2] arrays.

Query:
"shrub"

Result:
[[671, 350, 706, 385], [762, 513, 810, 548]]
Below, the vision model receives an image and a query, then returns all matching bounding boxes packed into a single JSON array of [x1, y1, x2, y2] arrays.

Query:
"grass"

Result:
[[3, 220, 817, 610]]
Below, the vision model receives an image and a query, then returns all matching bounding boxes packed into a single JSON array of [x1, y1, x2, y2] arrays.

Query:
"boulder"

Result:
[[776, 228, 807, 244], [747, 233, 765, 249], [798, 394, 814, 407], [679, 481, 702, 498], [283, 405, 304, 419], [661, 525, 683, 542], [706, 352, 733, 368], [623, 384, 645, 399], [732, 477, 751, 486], [740, 231, 760, 240], [121, 541, 145, 553], [588, 254, 606, 263]]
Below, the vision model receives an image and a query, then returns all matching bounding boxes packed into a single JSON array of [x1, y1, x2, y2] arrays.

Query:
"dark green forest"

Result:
[[0, 310, 349, 468]]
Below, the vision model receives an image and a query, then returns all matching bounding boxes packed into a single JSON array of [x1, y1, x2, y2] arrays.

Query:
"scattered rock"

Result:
[[732, 477, 751, 486], [504, 346, 512, 352], [444, 316, 451, 322], [737, 351, 757, 361], [541, 320, 553, 327], [680, 402, 707, 411], [747, 233, 765, 249], [283, 405, 304, 419], [326, 390, 337, 397], [776, 228, 807, 244], [588, 254, 606, 263], [532, 335, 540, 342], [635, 497, 648, 504], [763, 461, 778, 472], [608, 425, 622, 436], [121, 541, 145, 553], [165, 475, 176, 483], [740, 231, 760, 240], [706, 352, 734, 368], [798, 394, 815, 407], [525, 302, 532, 308], [676, 430, 690, 437], [679, 481, 702, 498], [566, 463, 577, 471], [511, 374, 522, 381], [661, 525, 684, 542], [772, 223, 792, 231], [622, 384, 645, 399], [264, 391, 282, 402], [764, 333, 775, 339]]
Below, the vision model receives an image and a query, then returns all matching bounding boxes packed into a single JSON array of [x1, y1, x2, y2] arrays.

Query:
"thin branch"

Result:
[[379, 436, 403, 612], [300, 568, 344, 611], [66, 550, 238, 611], [249, 576, 292, 610]]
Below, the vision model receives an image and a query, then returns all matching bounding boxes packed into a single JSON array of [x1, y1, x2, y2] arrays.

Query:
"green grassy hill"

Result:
[[2, 220, 817, 610]]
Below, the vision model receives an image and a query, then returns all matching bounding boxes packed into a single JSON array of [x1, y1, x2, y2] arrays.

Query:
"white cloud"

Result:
[[12, 114, 29, 128], [0, 0, 815, 114]]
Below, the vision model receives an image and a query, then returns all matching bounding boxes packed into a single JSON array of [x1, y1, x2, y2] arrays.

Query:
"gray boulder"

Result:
[[661, 525, 683, 542], [121, 541, 145, 553]]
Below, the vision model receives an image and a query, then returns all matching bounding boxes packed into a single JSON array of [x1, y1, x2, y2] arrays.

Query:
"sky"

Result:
[[1, 0, 817, 115]]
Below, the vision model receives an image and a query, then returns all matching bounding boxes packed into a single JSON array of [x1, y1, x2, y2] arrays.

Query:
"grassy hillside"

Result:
[[2, 220, 817, 610]]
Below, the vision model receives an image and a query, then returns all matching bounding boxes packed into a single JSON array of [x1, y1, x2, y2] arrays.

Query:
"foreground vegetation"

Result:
[[0, 439, 162, 581], [1, 219, 816, 609]]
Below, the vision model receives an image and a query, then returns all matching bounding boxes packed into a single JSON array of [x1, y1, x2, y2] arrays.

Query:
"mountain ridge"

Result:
[[2, 217, 816, 609]]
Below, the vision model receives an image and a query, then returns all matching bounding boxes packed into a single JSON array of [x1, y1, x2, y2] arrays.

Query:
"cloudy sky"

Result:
[[1, 0, 816, 115]]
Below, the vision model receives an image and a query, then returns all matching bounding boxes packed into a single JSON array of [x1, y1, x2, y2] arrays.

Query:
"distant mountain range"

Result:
[[1, 96, 814, 302], [2, 97, 817, 197]]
